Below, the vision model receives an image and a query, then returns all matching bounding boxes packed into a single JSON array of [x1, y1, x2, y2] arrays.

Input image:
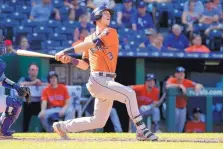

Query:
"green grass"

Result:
[[0, 133, 223, 149]]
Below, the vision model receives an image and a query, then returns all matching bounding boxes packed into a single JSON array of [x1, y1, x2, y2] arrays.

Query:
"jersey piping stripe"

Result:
[[91, 76, 135, 119]]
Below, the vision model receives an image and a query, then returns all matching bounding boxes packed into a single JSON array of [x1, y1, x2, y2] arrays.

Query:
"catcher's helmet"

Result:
[[92, 6, 114, 24]]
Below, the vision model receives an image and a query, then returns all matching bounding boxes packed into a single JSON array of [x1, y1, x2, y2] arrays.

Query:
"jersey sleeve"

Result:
[[185, 79, 196, 88], [99, 28, 119, 47], [41, 88, 48, 101], [131, 85, 143, 93], [166, 78, 175, 84]]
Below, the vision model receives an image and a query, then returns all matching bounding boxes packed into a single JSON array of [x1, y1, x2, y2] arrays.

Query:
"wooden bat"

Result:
[[16, 50, 55, 59]]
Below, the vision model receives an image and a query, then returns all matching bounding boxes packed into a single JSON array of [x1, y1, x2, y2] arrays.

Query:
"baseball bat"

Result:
[[16, 50, 55, 59]]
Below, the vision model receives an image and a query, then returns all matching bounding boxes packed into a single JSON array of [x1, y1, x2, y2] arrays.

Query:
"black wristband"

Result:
[[71, 58, 79, 66]]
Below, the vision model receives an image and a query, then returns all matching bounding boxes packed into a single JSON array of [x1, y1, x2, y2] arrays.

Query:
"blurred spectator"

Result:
[[132, 1, 155, 31], [87, 0, 116, 9], [199, 0, 220, 26], [147, 34, 167, 51], [31, 0, 41, 6], [139, 28, 157, 48], [4, 40, 15, 54], [164, 24, 189, 51], [73, 29, 89, 45], [182, 1, 200, 34], [131, 73, 164, 132], [65, 0, 87, 21], [38, 71, 74, 132], [184, 0, 204, 15], [166, 66, 203, 132], [117, 0, 137, 28], [30, 0, 61, 22], [185, 34, 210, 53], [184, 107, 206, 133], [74, 14, 94, 41], [212, 0, 223, 18], [18, 63, 47, 132], [204, 24, 223, 36], [18, 36, 30, 51]]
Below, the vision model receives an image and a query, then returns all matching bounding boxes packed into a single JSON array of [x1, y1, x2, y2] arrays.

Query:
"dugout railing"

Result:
[[166, 87, 223, 132]]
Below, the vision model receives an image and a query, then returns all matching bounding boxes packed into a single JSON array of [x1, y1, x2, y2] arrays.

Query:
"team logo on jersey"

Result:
[[101, 28, 109, 36]]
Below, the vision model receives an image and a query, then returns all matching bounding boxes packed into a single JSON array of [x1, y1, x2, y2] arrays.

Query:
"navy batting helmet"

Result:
[[47, 71, 59, 83], [92, 6, 114, 25]]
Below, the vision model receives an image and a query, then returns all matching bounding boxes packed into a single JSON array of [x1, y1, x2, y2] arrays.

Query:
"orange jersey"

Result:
[[166, 77, 196, 108], [132, 84, 160, 107], [82, 27, 119, 73], [185, 45, 210, 53], [184, 121, 206, 133], [41, 84, 70, 108]]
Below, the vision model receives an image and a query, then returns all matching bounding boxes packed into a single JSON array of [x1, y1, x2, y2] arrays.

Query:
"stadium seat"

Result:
[[59, 6, 70, 15], [0, 18, 20, 28], [206, 30, 223, 51], [62, 40, 73, 47], [14, 26, 32, 36], [55, 26, 74, 36], [5, 0, 25, 6], [62, 20, 80, 28], [129, 41, 139, 49], [118, 28, 135, 37], [169, 9, 183, 25], [193, 23, 210, 33], [41, 40, 61, 49], [16, 5, 31, 15], [0, 13, 7, 20], [48, 33, 67, 41], [59, 6, 70, 21], [0, 4, 14, 13], [22, 19, 38, 28], [33, 26, 54, 37], [174, 3, 184, 11], [52, 0, 64, 8], [28, 33, 46, 50], [28, 33, 46, 41], [135, 34, 146, 43], [45, 20, 62, 29], [11, 12, 28, 22], [109, 21, 119, 29], [156, 3, 174, 13]]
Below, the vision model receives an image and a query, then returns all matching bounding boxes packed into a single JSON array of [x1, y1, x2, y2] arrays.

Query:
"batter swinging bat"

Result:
[[16, 50, 55, 59]]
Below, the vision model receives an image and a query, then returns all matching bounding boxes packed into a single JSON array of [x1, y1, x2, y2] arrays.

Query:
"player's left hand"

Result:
[[55, 51, 65, 61], [60, 55, 72, 64]]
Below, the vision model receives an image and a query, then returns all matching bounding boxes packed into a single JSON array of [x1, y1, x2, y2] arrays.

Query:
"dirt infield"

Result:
[[1, 133, 222, 149], [1, 136, 223, 143]]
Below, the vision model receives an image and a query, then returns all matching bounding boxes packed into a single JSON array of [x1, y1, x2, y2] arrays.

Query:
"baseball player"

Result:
[[131, 73, 165, 133], [0, 29, 31, 138], [166, 66, 203, 132], [52, 6, 158, 141]]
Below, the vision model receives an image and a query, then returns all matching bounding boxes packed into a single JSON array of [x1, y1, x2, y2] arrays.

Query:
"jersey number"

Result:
[[107, 52, 113, 60]]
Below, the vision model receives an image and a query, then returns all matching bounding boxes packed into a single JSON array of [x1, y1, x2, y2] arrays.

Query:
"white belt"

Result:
[[91, 72, 116, 78]]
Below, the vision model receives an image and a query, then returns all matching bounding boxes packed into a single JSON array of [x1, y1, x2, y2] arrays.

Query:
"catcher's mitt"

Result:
[[17, 87, 31, 103]]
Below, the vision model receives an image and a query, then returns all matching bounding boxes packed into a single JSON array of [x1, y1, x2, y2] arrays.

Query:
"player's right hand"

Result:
[[60, 55, 72, 64], [55, 51, 65, 61], [38, 110, 45, 119]]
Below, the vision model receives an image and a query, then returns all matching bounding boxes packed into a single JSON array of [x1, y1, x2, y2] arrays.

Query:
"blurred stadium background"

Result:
[[0, 0, 223, 134]]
